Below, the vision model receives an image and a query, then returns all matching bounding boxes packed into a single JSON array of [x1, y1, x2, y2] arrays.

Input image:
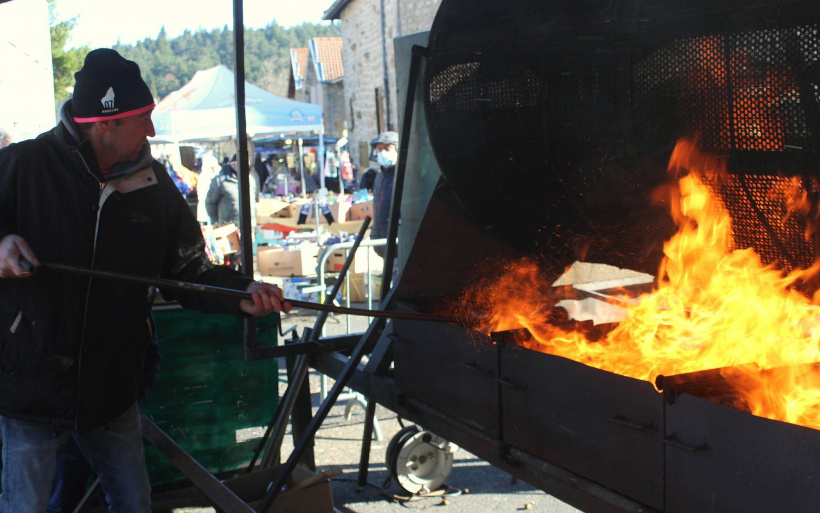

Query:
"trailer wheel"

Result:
[[385, 425, 458, 495]]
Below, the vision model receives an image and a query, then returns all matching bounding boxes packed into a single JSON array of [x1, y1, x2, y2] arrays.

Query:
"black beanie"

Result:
[[72, 49, 155, 123]]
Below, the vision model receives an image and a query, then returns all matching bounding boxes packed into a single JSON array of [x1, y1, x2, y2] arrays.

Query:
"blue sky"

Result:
[[53, 0, 335, 49]]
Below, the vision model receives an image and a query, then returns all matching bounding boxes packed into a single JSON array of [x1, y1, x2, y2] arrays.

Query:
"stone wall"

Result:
[[397, 0, 442, 36], [337, 0, 442, 173], [304, 66, 346, 139]]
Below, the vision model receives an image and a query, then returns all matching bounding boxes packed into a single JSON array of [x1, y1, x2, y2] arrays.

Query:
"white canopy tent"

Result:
[[151, 65, 323, 143]]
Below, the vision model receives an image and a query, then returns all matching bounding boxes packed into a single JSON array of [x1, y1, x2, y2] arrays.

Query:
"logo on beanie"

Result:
[[100, 87, 118, 114]]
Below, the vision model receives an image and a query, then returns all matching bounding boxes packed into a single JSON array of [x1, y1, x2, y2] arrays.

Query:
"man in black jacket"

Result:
[[370, 131, 399, 258], [0, 49, 290, 513]]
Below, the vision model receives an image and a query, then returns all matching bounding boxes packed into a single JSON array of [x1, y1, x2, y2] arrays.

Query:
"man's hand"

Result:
[[0, 235, 39, 279], [240, 280, 292, 316]]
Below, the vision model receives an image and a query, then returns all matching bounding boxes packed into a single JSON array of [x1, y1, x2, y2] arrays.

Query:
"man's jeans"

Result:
[[0, 402, 151, 513]]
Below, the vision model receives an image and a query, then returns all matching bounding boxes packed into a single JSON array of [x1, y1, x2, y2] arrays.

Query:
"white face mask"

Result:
[[376, 149, 398, 167]]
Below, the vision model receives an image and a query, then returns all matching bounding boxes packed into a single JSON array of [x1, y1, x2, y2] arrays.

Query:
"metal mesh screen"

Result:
[[633, 27, 820, 154], [702, 174, 816, 270], [424, 0, 820, 275]]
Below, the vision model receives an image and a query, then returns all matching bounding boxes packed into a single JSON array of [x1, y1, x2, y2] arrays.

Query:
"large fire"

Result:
[[464, 137, 820, 429]]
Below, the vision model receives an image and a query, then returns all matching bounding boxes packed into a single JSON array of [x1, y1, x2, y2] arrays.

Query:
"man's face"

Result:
[[99, 110, 156, 166], [375, 143, 396, 154]]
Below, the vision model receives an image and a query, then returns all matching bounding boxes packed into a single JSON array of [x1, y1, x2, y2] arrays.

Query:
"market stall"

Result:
[[151, 64, 323, 143]]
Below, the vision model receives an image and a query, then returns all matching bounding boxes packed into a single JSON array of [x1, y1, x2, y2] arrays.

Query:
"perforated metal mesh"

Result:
[[701, 174, 816, 270], [634, 27, 820, 154], [424, 0, 820, 276]]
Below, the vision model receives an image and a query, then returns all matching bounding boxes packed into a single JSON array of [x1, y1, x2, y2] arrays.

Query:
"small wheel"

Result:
[[385, 425, 420, 481], [385, 426, 458, 495]]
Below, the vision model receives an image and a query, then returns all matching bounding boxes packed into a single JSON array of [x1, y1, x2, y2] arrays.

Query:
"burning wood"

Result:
[[457, 136, 820, 431]]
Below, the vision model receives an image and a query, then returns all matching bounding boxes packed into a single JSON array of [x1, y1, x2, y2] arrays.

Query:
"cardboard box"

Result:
[[343, 272, 382, 303], [346, 200, 373, 221], [274, 202, 303, 219], [150, 464, 335, 513], [304, 200, 351, 225], [211, 224, 240, 255], [257, 245, 319, 277], [244, 465, 336, 512], [322, 246, 383, 274], [327, 220, 368, 237], [257, 197, 291, 218]]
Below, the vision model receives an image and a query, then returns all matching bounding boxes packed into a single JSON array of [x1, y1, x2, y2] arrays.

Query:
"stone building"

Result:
[[289, 38, 346, 141], [288, 47, 309, 102], [323, 0, 442, 170]]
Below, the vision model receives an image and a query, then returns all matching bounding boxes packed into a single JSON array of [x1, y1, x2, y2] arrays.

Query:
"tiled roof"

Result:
[[289, 47, 309, 91], [309, 37, 344, 83]]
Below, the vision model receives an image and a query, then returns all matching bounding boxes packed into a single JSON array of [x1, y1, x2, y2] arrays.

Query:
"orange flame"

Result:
[[464, 137, 820, 429]]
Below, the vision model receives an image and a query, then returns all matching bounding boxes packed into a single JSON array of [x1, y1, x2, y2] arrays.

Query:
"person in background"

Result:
[[205, 154, 259, 227], [0, 48, 290, 513], [370, 131, 400, 257], [359, 166, 377, 192], [165, 151, 198, 197], [0, 126, 16, 148], [196, 153, 221, 225], [254, 153, 269, 192]]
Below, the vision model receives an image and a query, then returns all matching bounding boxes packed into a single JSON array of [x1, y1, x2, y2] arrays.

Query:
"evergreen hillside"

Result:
[[50, 6, 337, 106], [115, 23, 337, 102]]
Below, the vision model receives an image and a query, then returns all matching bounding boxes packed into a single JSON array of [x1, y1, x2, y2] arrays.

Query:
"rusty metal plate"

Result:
[[665, 393, 820, 513], [500, 344, 664, 510], [393, 319, 500, 437]]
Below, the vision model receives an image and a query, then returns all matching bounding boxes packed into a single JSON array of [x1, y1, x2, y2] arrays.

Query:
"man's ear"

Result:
[[95, 119, 116, 133]]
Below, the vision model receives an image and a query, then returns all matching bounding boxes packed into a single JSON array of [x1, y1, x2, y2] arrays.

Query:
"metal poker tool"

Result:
[[23, 260, 462, 324]]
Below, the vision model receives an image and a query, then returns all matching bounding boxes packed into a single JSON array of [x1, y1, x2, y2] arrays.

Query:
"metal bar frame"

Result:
[[255, 286, 397, 511], [141, 416, 255, 513]]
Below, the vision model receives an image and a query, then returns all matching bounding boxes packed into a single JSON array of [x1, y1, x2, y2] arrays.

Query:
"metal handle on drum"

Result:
[[460, 363, 494, 376], [496, 377, 527, 390], [663, 435, 708, 452], [611, 416, 657, 431]]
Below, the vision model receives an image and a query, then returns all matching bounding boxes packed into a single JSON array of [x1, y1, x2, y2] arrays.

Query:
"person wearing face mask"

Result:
[[370, 131, 399, 257]]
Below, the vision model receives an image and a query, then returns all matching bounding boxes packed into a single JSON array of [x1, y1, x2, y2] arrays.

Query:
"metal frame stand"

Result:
[[353, 42, 428, 491]]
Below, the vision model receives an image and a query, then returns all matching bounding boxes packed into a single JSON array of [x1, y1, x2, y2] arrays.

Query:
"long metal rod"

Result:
[[33, 261, 461, 324]]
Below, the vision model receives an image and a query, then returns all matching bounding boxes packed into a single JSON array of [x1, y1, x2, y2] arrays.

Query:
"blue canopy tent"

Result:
[[151, 65, 323, 142]]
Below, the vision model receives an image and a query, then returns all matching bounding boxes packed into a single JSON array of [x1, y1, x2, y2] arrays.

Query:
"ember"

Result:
[[461, 136, 820, 429]]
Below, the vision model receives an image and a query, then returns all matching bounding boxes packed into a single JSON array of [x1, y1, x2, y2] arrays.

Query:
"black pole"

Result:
[[232, 0, 260, 357], [356, 397, 378, 489], [249, 218, 374, 472], [254, 290, 396, 512], [357, 44, 428, 487], [380, 45, 427, 298], [233, 0, 251, 276]]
